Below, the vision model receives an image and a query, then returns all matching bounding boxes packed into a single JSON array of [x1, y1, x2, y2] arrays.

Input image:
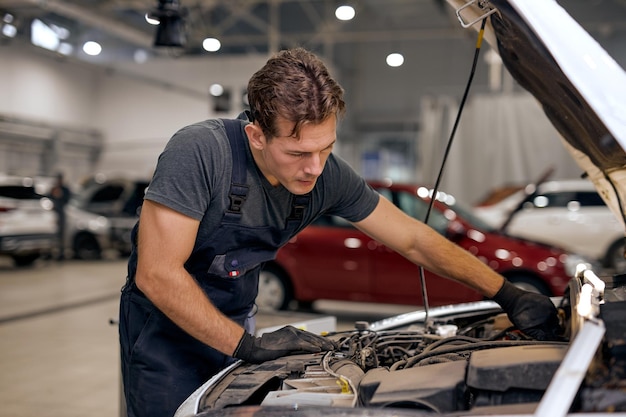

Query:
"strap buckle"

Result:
[[227, 183, 248, 214]]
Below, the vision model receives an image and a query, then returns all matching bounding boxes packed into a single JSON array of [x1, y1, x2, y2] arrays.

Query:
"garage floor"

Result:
[[0, 257, 416, 417]]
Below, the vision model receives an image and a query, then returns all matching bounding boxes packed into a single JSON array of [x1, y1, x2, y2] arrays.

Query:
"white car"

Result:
[[473, 179, 625, 272], [0, 175, 57, 266], [35, 175, 148, 260], [63, 176, 148, 260]]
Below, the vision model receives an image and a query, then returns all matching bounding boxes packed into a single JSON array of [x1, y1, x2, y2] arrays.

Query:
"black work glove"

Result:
[[492, 280, 561, 341], [233, 325, 337, 364]]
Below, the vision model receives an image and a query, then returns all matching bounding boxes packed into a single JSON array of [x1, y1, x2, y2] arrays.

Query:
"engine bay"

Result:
[[181, 265, 626, 416]]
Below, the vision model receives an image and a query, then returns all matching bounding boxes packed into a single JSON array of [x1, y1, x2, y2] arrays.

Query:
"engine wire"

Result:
[[419, 17, 489, 325]]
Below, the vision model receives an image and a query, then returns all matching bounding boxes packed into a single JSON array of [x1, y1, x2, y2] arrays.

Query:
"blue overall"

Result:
[[119, 117, 310, 417]]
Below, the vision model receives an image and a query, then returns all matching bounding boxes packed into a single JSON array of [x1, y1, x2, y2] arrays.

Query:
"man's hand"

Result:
[[233, 325, 337, 364], [492, 280, 561, 340]]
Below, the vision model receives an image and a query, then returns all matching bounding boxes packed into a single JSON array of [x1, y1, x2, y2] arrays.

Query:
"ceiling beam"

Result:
[[209, 27, 466, 47]]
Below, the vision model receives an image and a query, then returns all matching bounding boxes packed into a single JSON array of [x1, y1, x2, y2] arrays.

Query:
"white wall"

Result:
[[0, 41, 268, 180], [93, 54, 269, 177], [418, 93, 586, 205], [0, 44, 99, 127]]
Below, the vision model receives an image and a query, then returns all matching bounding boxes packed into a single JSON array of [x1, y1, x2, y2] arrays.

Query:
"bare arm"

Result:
[[353, 195, 504, 297], [134, 200, 245, 356]]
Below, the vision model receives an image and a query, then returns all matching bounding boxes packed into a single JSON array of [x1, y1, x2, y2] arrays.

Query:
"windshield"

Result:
[[447, 198, 498, 232]]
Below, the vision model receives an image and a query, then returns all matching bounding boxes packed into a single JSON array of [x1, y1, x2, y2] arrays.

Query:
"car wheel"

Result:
[[604, 238, 626, 273], [257, 265, 293, 311], [73, 233, 102, 260], [12, 254, 40, 267], [506, 274, 551, 296]]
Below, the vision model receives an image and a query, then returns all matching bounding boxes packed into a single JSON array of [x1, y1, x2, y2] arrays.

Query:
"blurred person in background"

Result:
[[49, 172, 71, 260], [119, 47, 561, 417]]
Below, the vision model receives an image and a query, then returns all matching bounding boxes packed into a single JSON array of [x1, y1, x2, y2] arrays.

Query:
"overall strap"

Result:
[[221, 118, 249, 223], [286, 194, 311, 227]]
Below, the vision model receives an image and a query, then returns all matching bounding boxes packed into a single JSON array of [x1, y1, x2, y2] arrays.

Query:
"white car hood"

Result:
[[448, 0, 626, 230]]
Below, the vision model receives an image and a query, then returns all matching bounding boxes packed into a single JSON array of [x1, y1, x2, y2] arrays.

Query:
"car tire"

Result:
[[256, 265, 293, 311], [604, 238, 626, 273], [73, 233, 102, 260], [506, 274, 551, 296], [12, 253, 40, 267]]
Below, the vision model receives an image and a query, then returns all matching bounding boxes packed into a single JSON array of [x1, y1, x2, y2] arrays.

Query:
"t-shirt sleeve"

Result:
[[320, 154, 380, 222], [144, 122, 228, 220]]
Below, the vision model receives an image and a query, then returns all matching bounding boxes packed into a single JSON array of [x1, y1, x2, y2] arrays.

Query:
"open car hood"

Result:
[[450, 0, 626, 231]]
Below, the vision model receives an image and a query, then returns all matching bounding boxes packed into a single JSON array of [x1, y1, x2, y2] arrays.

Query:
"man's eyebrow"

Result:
[[303, 140, 336, 153], [285, 139, 336, 152]]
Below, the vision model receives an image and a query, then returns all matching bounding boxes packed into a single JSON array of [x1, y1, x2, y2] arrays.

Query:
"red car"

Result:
[[257, 180, 584, 310]]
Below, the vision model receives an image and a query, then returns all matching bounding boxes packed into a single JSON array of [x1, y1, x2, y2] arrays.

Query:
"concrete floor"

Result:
[[0, 257, 417, 417]]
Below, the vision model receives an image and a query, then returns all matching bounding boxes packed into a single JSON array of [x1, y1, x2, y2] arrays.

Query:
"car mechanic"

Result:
[[118, 47, 561, 417]]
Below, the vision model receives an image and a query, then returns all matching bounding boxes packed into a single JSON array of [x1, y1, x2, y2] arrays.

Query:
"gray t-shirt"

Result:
[[145, 118, 380, 257]]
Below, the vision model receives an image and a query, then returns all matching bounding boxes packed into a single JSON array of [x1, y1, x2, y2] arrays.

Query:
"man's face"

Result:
[[251, 116, 336, 195]]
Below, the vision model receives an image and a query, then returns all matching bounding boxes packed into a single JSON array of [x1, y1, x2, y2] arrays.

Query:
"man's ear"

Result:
[[245, 123, 266, 150]]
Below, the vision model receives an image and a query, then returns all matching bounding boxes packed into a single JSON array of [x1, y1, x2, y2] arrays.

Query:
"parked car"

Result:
[[256, 180, 585, 311], [0, 175, 57, 266], [62, 176, 148, 260], [473, 179, 625, 272], [32, 175, 148, 261]]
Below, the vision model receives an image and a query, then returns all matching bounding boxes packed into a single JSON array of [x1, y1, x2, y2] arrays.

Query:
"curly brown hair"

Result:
[[247, 47, 346, 139]]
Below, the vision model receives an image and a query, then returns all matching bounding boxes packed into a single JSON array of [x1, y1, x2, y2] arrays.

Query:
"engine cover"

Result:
[[359, 360, 467, 412], [468, 345, 566, 407]]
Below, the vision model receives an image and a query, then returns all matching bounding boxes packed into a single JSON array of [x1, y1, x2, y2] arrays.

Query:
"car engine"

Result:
[[178, 266, 626, 416]]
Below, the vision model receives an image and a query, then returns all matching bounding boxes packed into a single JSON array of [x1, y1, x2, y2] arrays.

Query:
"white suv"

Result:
[[0, 175, 57, 266], [473, 179, 625, 272]]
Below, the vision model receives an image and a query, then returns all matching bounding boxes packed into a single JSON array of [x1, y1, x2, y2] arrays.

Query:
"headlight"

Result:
[[88, 216, 110, 231], [40, 197, 54, 211]]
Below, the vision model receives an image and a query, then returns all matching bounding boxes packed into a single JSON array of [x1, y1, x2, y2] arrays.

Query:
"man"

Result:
[[119, 47, 560, 417], [49, 172, 71, 260]]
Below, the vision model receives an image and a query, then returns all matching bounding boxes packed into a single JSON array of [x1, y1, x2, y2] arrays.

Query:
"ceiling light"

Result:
[[30, 18, 75, 53], [51, 23, 70, 40], [1, 12, 17, 38], [202, 37, 221, 52], [386, 52, 404, 67], [57, 42, 73, 55], [83, 41, 102, 56], [209, 84, 224, 96], [145, 13, 159, 25], [31, 19, 60, 51], [150, 0, 187, 47], [2, 23, 16, 38], [335, 5, 355, 21]]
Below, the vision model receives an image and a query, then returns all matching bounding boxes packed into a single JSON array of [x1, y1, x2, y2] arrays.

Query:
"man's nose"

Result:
[[304, 153, 324, 176]]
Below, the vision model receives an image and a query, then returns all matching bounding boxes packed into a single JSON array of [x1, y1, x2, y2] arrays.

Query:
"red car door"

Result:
[[277, 216, 376, 302]]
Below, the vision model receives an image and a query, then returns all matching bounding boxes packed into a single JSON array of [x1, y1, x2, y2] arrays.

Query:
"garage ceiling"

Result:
[[0, 0, 458, 60], [2, 0, 625, 69]]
